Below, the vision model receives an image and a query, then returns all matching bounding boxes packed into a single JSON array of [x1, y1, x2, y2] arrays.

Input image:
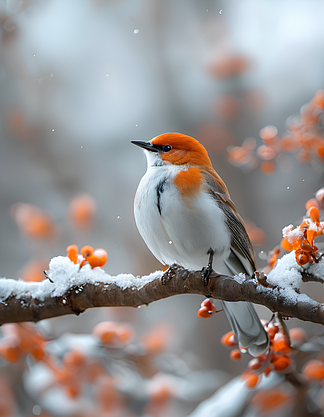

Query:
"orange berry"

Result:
[[209, 55, 249, 79], [230, 349, 241, 361], [197, 306, 213, 318], [289, 327, 307, 344], [149, 383, 172, 403], [303, 359, 324, 380], [280, 237, 293, 251], [242, 370, 259, 389], [68, 194, 96, 228], [265, 325, 279, 340], [92, 321, 119, 344], [142, 325, 170, 355], [306, 229, 317, 247], [55, 369, 72, 384], [19, 259, 49, 282], [117, 325, 133, 343], [264, 366, 272, 376], [260, 160, 276, 174], [63, 349, 86, 369], [305, 198, 319, 211], [273, 333, 291, 353], [251, 388, 290, 413], [309, 206, 320, 223], [65, 384, 81, 398], [31, 345, 45, 361], [301, 240, 312, 252], [272, 355, 291, 371], [11, 203, 56, 239], [66, 244, 79, 264], [201, 299, 216, 312], [221, 331, 237, 346], [248, 227, 266, 246], [80, 245, 94, 259], [270, 352, 280, 362], [296, 252, 308, 266], [87, 248, 108, 268], [0, 345, 21, 362], [318, 146, 324, 159], [228, 147, 248, 164], [279, 136, 298, 152], [259, 125, 278, 143], [316, 188, 324, 206], [92, 321, 131, 345], [257, 145, 277, 160]]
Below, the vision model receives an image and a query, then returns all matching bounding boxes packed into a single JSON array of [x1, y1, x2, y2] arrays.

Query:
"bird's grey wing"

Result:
[[203, 174, 269, 355], [205, 183, 256, 275]]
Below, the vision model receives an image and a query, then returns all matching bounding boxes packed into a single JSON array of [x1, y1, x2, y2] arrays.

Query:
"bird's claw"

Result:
[[201, 266, 212, 286], [161, 267, 173, 285]]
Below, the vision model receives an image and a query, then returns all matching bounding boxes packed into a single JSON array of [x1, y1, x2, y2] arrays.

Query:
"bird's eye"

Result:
[[163, 145, 172, 152]]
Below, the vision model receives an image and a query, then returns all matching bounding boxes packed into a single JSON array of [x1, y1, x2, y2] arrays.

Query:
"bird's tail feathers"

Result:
[[221, 252, 269, 356], [221, 301, 269, 356]]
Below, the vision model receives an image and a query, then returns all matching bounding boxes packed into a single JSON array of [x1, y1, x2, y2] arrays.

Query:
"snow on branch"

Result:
[[0, 254, 324, 326]]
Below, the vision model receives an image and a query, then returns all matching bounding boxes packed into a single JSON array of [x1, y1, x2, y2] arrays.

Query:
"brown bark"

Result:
[[0, 259, 323, 326]]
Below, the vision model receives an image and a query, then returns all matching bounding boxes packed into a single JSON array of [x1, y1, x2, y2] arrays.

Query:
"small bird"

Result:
[[132, 133, 269, 356]]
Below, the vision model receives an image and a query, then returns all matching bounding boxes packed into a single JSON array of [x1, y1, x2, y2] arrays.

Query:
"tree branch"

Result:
[[0, 255, 323, 326]]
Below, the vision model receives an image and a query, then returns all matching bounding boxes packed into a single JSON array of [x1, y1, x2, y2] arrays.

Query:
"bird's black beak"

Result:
[[131, 141, 159, 153]]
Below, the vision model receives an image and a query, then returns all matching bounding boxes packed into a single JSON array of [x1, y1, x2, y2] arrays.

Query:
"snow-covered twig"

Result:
[[0, 254, 324, 326]]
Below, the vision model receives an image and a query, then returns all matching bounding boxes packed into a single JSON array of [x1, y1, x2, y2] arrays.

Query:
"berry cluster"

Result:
[[10, 193, 98, 282], [66, 244, 108, 269], [197, 298, 221, 318], [197, 300, 308, 390], [281, 201, 323, 268], [0, 320, 175, 415], [222, 320, 297, 388], [0, 323, 46, 363], [228, 90, 324, 174]]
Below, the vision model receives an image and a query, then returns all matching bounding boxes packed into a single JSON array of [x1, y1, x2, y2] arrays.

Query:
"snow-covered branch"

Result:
[[0, 254, 324, 326]]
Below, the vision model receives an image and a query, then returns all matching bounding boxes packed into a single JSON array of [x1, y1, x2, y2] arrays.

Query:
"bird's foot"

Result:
[[161, 265, 173, 285], [201, 248, 215, 286], [201, 266, 213, 286]]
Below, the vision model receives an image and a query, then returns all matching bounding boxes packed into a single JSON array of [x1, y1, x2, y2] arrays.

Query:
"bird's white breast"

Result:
[[134, 165, 231, 272]]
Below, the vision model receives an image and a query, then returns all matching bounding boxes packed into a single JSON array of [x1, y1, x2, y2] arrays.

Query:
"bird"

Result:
[[132, 132, 269, 356]]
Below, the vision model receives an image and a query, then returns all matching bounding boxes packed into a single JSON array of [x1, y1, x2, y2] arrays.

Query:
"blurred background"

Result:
[[1, 0, 324, 415]]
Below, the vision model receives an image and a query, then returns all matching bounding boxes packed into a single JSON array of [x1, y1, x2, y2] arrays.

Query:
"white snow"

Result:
[[308, 258, 324, 282], [188, 373, 284, 417], [234, 273, 248, 284], [0, 256, 162, 302], [257, 252, 324, 307], [282, 219, 324, 241], [267, 252, 303, 290], [282, 224, 304, 243]]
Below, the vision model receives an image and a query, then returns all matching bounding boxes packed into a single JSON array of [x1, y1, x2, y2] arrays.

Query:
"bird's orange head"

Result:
[[132, 132, 213, 169]]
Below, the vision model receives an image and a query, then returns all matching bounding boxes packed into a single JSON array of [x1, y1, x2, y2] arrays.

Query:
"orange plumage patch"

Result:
[[173, 168, 203, 198], [152, 133, 212, 168], [152, 132, 230, 197]]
